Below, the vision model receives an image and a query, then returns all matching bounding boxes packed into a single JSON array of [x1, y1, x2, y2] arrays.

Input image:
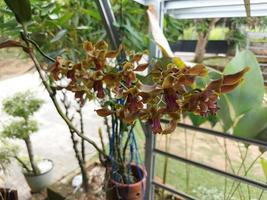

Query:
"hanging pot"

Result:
[[106, 164, 146, 200], [23, 159, 54, 193]]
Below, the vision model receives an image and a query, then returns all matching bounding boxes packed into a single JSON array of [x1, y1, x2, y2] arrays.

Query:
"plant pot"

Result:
[[23, 159, 54, 193], [106, 164, 146, 200]]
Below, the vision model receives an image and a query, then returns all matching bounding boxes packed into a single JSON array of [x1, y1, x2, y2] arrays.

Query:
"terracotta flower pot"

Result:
[[106, 164, 146, 200]]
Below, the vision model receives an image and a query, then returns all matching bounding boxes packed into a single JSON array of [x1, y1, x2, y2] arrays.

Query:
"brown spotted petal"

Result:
[[83, 41, 94, 51], [177, 75, 195, 86], [162, 75, 175, 89], [125, 94, 143, 114], [103, 73, 120, 88], [164, 88, 179, 112], [106, 50, 119, 58], [221, 79, 244, 93], [206, 79, 223, 93], [124, 71, 136, 86], [95, 40, 108, 51], [95, 108, 113, 117], [93, 80, 105, 98], [162, 120, 177, 134], [134, 63, 149, 72], [188, 64, 208, 76], [223, 67, 249, 85], [132, 54, 143, 62], [50, 57, 63, 80], [150, 117, 162, 134]]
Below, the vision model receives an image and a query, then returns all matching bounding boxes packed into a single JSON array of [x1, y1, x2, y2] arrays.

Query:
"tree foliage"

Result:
[[3, 90, 44, 120]]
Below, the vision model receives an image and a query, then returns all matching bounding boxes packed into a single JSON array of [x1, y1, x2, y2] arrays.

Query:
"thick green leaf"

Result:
[[260, 158, 267, 182], [233, 106, 267, 139], [188, 112, 207, 127], [50, 29, 67, 43], [223, 50, 264, 116], [217, 95, 234, 132], [4, 0, 31, 24]]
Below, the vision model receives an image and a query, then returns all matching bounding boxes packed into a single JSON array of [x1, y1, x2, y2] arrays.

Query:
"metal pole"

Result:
[[145, 1, 164, 199], [95, 0, 121, 49]]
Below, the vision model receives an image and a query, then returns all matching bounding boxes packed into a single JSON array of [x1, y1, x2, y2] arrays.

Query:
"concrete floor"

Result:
[[0, 71, 105, 199]]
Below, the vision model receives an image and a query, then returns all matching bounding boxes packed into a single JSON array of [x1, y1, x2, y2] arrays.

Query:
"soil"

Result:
[[47, 162, 106, 200]]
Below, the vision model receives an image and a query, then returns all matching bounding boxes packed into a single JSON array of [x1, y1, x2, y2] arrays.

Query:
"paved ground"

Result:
[[0, 71, 105, 199]]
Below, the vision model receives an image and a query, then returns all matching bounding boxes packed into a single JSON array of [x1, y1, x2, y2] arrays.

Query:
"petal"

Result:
[[95, 108, 113, 117], [162, 120, 177, 134], [134, 63, 149, 71], [221, 79, 244, 93], [223, 67, 249, 85], [83, 41, 94, 51], [188, 64, 208, 76]]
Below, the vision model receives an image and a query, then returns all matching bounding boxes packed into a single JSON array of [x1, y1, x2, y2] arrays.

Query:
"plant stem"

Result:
[[24, 136, 38, 175], [258, 189, 264, 200], [70, 128, 89, 192], [14, 156, 31, 173], [226, 152, 263, 200], [226, 145, 248, 199], [61, 92, 89, 192], [77, 105, 86, 163], [122, 122, 135, 162]]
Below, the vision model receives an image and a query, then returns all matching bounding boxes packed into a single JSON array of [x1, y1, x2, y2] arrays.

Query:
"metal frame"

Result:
[[95, 0, 121, 49]]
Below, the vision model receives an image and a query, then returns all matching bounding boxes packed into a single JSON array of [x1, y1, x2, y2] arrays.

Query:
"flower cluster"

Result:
[[49, 41, 248, 134]]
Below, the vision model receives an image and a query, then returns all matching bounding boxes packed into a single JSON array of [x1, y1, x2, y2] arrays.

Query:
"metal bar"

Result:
[[94, 0, 120, 49], [144, 122, 156, 200], [154, 148, 267, 190], [244, 0, 251, 17], [152, 181, 196, 200], [145, 1, 164, 199], [160, 119, 267, 149]]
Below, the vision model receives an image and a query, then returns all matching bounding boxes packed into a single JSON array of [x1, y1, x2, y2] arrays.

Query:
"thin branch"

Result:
[[14, 156, 31, 173], [122, 122, 136, 162]]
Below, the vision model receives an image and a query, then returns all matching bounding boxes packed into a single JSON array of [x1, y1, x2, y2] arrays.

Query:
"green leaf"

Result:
[[233, 106, 267, 139], [260, 158, 267, 182], [50, 29, 67, 43], [188, 112, 207, 127], [217, 95, 234, 132], [4, 0, 31, 24], [223, 50, 264, 116], [80, 8, 101, 20]]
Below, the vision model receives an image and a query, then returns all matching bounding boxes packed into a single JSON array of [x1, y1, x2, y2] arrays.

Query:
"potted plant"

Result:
[[47, 40, 248, 199], [1, 91, 54, 193]]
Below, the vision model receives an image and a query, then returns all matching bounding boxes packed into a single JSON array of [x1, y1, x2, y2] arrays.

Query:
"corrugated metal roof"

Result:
[[132, 0, 267, 19]]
